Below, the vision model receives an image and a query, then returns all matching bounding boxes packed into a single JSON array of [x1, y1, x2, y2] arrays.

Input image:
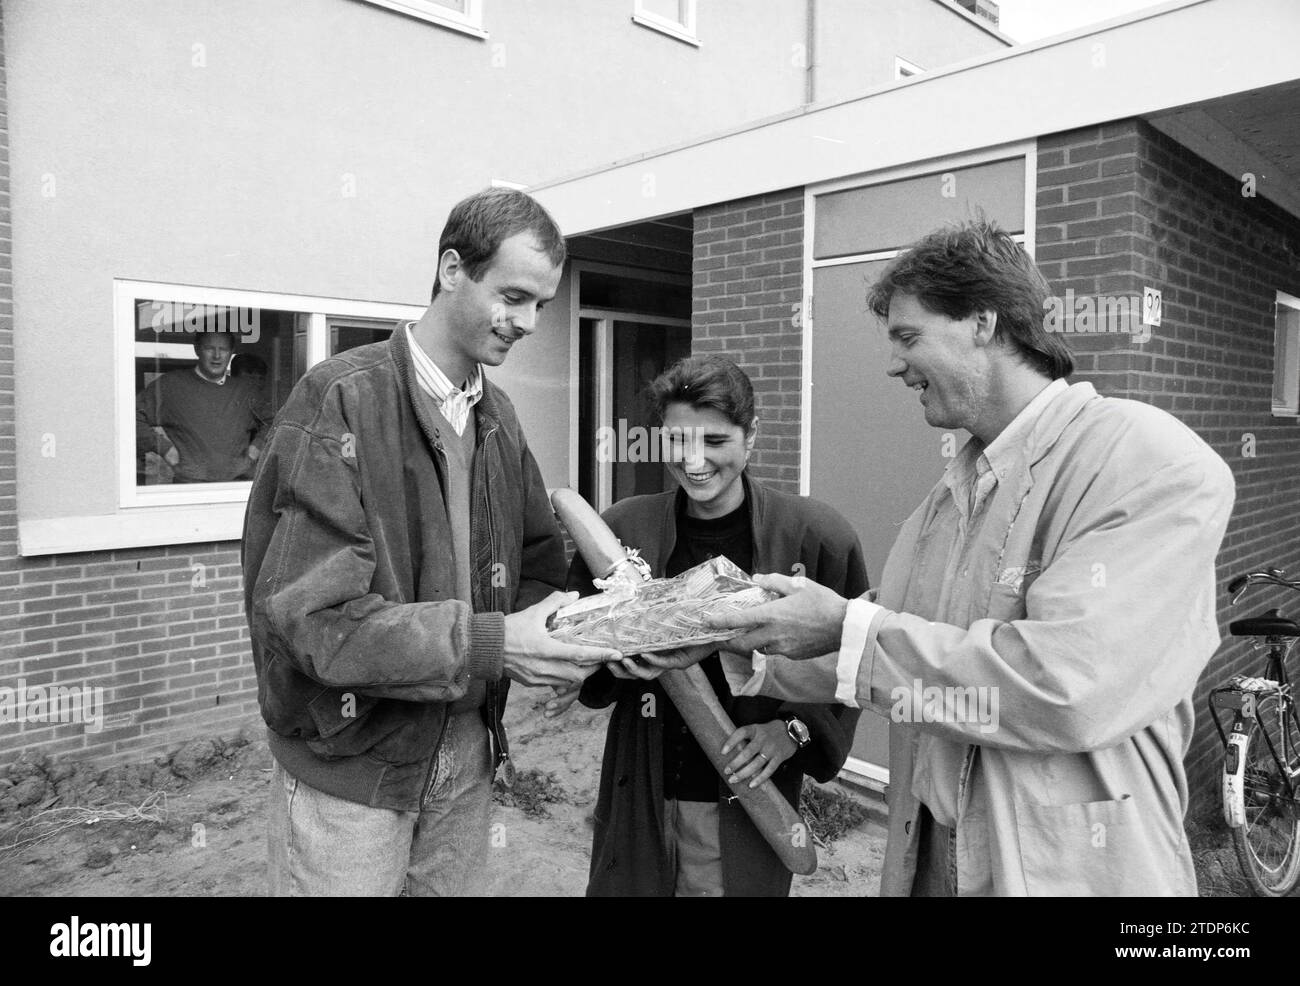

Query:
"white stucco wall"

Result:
[[813, 0, 1007, 101], [7, 0, 1003, 547]]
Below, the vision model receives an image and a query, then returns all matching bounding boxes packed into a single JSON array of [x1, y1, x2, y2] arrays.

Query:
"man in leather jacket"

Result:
[[242, 188, 618, 896]]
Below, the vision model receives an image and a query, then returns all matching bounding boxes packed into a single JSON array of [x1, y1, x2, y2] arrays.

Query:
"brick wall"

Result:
[[0, 9, 259, 769], [1037, 119, 1300, 798], [0, 14, 256, 767], [1, 545, 260, 766], [1035, 121, 1149, 396], [692, 189, 804, 493]]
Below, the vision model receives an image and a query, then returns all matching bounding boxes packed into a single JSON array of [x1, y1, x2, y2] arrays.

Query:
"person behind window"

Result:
[[553, 355, 869, 896], [135, 331, 272, 483]]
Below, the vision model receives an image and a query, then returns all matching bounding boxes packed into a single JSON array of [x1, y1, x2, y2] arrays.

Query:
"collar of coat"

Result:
[[387, 318, 503, 448], [918, 379, 1098, 537], [631, 470, 775, 577], [948, 379, 1098, 482], [1019, 379, 1097, 467]]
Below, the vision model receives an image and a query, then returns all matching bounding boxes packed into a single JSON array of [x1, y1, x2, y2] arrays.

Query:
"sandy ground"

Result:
[[0, 687, 886, 897]]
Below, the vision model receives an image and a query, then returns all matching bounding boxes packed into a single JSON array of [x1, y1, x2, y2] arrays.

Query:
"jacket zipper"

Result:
[[421, 713, 451, 808], [420, 432, 452, 808], [475, 425, 512, 781]]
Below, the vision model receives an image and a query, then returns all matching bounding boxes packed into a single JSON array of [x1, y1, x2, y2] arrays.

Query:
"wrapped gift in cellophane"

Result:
[[549, 555, 778, 654]]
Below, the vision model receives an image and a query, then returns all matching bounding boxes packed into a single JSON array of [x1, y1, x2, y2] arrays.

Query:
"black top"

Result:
[[662, 495, 754, 802]]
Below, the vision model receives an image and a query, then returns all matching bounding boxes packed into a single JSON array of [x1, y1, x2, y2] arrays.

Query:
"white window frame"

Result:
[[1274, 290, 1300, 417], [361, 0, 487, 39], [328, 315, 404, 357], [632, 0, 700, 47], [799, 141, 1036, 785], [74, 279, 425, 554], [894, 56, 924, 79]]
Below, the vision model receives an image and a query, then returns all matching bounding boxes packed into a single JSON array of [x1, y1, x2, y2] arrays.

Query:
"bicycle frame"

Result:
[[1211, 651, 1300, 821], [1215, 569, 1300, 893], [1209, 642, 1296, 774]]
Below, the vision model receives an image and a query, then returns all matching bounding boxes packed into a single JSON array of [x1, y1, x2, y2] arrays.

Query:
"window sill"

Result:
[[631, 13, 700, 47], [25, 490, 573, 556], [19, 503, 247, 556], [362, 0, 488, 40]]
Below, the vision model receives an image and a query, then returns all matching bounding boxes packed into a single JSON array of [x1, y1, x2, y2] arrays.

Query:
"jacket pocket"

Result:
[[1013, 794, 1171, 896], [306, 687, 379, 741], [984, 582, 1027, 623]]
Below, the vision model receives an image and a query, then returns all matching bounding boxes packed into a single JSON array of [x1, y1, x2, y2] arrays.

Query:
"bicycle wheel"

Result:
[[1231, 695, 1300, 896]]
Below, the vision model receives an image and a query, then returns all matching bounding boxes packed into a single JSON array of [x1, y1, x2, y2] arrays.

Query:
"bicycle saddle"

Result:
[[1230, 608, 1300, 637]]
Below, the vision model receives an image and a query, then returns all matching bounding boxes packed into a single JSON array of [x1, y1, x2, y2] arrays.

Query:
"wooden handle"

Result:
[[659, 664, 818, 876], [549, 487, 818, 876]]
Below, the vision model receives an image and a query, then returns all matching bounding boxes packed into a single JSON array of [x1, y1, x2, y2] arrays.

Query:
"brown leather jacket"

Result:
[[241, 326, 566, 810]]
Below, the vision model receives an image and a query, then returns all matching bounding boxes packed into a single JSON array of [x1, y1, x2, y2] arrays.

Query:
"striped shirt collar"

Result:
[[404, 321, 482, 434]]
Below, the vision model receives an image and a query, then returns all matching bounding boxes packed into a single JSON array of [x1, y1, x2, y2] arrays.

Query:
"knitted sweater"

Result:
[[135, 368, 272, 482]]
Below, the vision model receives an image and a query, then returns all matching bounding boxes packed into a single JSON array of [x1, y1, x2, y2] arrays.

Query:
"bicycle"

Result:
[[1209, 568, 1300, 896]]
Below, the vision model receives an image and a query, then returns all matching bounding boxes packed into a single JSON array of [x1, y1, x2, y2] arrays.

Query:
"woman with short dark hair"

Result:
[[562, 354, 869, 896]]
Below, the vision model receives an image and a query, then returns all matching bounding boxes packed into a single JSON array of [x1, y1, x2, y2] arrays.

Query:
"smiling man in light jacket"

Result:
[[708, 221, 1236, 896]]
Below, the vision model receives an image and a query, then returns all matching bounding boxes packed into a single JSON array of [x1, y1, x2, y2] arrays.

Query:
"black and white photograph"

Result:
[[0, 0, 1296, 950]]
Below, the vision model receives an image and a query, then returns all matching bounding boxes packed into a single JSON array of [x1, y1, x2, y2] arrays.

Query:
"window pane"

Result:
[[433, 0, 468, 12], [576, 318, 694, 509], [1275, 303, 1300, 412], [133, 300, 305, 486], [610, 319, 691, 502], [640, 0, 686, 25], [330, 317, 398, 356], [813, 158, 1025, 260]]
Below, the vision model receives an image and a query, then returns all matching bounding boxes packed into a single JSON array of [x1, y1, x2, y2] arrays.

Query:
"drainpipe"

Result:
[[805, 0, 816, 105]]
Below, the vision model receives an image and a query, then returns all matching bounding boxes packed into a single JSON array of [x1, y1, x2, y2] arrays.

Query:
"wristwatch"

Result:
[[783, 715, 812, 749]]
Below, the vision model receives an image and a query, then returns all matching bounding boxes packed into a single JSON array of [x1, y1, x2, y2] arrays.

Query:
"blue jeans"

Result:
[[267, 710, 492, 896]]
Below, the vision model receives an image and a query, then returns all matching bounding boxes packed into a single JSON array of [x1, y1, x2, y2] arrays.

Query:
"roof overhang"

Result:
[[1147, 80, 1300, 220], [532, 0, 1300, 234]]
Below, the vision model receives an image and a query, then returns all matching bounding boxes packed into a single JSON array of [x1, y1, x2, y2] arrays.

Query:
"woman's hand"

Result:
[[543, 683, 582, 718], [637, 642, 716, 671], [604, 643, 717, 680], [720, 719, 797, 789], [606, 655, 667, 680]]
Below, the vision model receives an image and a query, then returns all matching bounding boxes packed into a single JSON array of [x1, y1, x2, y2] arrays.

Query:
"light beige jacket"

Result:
[[759, 382, 1235, 895]]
